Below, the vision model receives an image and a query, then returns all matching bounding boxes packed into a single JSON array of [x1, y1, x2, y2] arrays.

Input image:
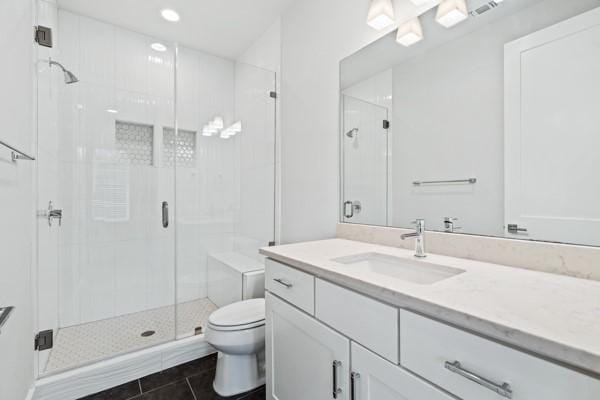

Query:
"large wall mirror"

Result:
[[340, 0, 600, 246]]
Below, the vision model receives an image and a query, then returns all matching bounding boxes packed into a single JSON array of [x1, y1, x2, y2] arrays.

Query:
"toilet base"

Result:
[[213, 351, 265, 397]]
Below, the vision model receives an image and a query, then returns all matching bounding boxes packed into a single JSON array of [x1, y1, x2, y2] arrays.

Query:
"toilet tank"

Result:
[[207, 252, 265, 308]]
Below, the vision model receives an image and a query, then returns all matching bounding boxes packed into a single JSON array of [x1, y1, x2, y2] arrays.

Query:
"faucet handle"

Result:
[[410, 219, 426, 233]]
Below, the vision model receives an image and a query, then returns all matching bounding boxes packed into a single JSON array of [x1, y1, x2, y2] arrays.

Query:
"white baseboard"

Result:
[[24, 387, 35, 400], [32, 335, 215, 400]]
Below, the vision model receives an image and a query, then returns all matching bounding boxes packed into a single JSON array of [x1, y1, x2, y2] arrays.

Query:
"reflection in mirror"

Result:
[[340, 0, 600, 246]]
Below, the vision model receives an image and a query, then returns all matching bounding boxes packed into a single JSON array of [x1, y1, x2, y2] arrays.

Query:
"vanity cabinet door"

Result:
[[350, 343, 454, 400], [266, 293, 350, 400]]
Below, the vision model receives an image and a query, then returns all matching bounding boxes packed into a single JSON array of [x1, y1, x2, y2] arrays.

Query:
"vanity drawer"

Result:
[[316, 279, 398, 363], [265, 259, 315, 314], [400, 310, 600, 400]]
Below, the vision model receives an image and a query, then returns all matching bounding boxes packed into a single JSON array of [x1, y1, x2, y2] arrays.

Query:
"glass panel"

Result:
[[35, 3, 176, 376], [341, 95, 389, 226], [175, 47, 276, 336]]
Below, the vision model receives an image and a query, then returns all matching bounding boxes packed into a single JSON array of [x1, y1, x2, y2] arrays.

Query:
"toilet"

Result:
[[205, 298, 266, 396], [205, 252, 266, 396]]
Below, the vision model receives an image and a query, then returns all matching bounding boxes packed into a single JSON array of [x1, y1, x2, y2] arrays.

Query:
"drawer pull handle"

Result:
[[445, 361, 513, 399], [350, 371, 360, 400], [332, 360, 342, 398], [273, 278, 293, 289]]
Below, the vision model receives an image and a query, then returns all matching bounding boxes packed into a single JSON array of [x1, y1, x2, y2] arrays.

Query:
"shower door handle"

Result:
[[343, 201, 354, 218], [343, 201, 362, 219], [162, 201, 169, 228]]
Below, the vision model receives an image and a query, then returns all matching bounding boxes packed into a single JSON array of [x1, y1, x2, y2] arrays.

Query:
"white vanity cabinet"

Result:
[[350, 343, 454, 400], [265, 259, 449, 400], [266, 292, 350, 400], [265, 258, 600, 400]]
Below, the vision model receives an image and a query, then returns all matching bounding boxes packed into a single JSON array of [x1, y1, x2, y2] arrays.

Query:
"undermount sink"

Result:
[[331, 252, 465, 285]]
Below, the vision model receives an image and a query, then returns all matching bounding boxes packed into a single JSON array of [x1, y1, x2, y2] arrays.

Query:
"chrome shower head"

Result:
[[62, 69, 79, 84], [49, 59, 79, 84], [346, 128, 359, 138]]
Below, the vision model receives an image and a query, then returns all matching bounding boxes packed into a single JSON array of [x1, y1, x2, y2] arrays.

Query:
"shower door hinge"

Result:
[[383, 120, 390, 129], [34, 26, 53, 48], [269, 91, 277, 99], [34, 329, 53, 351]]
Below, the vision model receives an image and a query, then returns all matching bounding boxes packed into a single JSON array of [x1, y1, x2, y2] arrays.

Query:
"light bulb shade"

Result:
[[436, 0, 468, 28], [230, 121, 242, 133], [202, 125, 217, 137], [211, 116, 224, 130], [367, 0, 395, 31], [396, 17, 423, 47]]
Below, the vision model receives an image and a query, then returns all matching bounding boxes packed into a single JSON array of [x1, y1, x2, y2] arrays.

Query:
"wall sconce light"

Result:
[[367, 0, 396, 31]]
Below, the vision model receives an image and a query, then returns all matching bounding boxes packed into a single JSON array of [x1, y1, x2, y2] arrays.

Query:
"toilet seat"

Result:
[[208, 298, 265, 332]]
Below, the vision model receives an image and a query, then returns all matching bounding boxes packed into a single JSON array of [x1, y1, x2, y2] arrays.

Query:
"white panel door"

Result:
[[350, 343, 454, 400], [266, 293, 350, 400], [342, 95, 388, 226], [505, 7, 600, 245]]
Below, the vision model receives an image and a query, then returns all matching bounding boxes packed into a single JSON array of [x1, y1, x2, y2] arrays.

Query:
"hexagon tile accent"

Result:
[[163, 128, 197, 168], [115, 121, 154, 165]]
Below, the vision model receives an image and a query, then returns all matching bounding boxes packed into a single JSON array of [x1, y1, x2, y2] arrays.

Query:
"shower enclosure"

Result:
[[35, 2, 276, 377]]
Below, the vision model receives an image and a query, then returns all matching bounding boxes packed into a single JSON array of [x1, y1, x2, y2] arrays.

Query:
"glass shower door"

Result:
[[35, 4, 177, 376], [174, 49, 277, 336]]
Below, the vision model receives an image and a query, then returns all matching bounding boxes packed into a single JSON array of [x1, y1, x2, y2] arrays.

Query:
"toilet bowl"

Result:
[[205, 298, 266, 397]]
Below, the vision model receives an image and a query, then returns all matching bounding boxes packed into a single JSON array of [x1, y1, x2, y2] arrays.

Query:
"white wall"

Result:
[[237, 17, 282, 245], [0, 0, 35, 398], [279, 0, 394, 243], [238, 18, 281, 75]]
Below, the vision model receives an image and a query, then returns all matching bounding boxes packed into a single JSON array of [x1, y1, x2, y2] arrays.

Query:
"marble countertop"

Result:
[[260, 238, 600, 375]]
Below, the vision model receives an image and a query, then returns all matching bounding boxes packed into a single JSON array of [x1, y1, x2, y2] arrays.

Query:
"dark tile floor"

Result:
[[79, 353, 265, 400]]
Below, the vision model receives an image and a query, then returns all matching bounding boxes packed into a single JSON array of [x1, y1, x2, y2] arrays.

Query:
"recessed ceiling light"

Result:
[[396, 17, 424, 47], [150, 43, 167, 52], [367, 0, 395, 31], [436, 0, 468, 28], [161, 9, 180, 22]]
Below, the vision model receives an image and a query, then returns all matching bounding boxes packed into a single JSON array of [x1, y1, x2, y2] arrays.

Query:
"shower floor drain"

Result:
[[141, 330, 156, 337]]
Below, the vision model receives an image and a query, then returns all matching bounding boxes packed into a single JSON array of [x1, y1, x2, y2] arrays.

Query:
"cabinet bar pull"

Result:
[[332, 360, 342, 398], [445, 361, 513, 399], [350, 372, 360, 400], [273, 278, 293, 289]]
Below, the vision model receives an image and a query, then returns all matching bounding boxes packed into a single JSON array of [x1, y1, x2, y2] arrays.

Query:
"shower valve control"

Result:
[[38, 201, 63, 227]]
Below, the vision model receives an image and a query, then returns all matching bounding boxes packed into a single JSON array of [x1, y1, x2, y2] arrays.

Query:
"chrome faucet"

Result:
[[401, 219, 426, 258]]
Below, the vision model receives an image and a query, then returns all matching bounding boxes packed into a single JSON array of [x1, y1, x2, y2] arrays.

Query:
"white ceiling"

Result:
[[56, 0, 294, 60]]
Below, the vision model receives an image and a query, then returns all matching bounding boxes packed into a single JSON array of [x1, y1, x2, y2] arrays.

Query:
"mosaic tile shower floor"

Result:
[[45, 298, 218, 374]]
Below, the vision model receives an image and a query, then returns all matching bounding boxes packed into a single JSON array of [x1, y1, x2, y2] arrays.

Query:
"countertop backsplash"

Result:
[[337, 223, 600, 282]]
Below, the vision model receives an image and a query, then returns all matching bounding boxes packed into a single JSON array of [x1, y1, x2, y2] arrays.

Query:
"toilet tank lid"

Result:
[[209, 298, 265, 327]]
